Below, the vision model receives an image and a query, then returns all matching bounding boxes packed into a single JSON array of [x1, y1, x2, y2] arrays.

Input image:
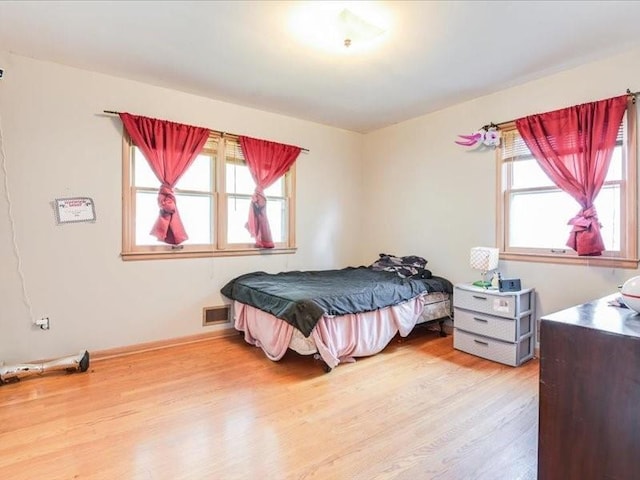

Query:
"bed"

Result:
[[221, 258, 453, 372]]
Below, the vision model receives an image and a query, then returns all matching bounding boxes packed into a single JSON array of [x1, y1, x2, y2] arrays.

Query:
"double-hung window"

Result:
[[497, 104, 637, 268], [122, 133, 296, 260]]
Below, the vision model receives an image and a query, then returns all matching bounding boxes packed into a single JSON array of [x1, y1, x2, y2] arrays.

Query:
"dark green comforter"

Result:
[[221, 266, 452, 337]]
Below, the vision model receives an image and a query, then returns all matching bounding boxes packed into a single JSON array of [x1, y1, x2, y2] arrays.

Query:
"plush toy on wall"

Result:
[[455, 123, 501, 149]]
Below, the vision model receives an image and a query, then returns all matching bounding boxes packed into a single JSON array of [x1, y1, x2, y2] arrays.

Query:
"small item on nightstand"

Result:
[[499, 278, 521, 292], [490, 272, 501, 289]]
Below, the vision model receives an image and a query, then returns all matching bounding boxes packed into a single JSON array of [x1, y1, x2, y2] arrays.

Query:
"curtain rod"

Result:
[[482, 89, 640, 130], [103, 110, 310, 153]]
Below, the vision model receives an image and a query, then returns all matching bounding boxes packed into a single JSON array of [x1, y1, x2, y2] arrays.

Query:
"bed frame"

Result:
[[416, 291, 451, 337]]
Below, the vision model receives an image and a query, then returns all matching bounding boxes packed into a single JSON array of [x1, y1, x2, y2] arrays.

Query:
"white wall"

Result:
[[362, 47, 640, 320], [5, 47, 640, 363], [0, 52, 364, 362]]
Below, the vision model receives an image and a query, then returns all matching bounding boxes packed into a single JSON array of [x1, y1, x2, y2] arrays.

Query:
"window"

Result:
[[122, 133, 296, 260], [496, 104, 637, 268], [224, 141, 289, 246]]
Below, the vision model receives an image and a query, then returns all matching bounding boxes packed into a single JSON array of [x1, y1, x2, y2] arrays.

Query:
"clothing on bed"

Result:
[[369, 253, 431, 279], [221, 266, 451, 337]]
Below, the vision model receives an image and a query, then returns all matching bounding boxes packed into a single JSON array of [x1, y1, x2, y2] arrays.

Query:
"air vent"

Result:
[[202, 305, 230, 326]]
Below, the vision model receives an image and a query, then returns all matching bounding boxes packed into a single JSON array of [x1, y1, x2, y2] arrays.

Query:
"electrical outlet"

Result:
[[35, 317, 50, 330]]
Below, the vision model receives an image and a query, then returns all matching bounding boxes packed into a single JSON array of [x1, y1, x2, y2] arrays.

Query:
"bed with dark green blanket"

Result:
[[221, 265, 453, 370]]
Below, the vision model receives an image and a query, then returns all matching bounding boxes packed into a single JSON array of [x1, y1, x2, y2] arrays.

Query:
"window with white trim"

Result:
[[496, 105, 637, 268], [122, 133, 296, 260]]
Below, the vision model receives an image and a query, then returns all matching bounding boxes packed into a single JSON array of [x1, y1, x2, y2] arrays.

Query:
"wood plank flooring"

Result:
[[0, 328, 539, 480]]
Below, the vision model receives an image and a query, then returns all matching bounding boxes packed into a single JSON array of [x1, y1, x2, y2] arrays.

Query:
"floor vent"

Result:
[[202, 305, 230, 326]]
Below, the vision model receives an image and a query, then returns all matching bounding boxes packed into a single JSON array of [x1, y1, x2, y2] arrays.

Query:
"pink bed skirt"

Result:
[[234, 295, 427, 369]]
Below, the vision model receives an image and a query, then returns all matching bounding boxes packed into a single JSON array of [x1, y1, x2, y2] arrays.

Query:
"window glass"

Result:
[[227, 197, 286, 244], [225, 162, 285, 197], [175, 155, 212, 191], [226, 163, 254, 195], [135, 191, 164, 246], [605, 147, 623, 181], [135, 192, 212, 245], [593, 185, 621, 251], [511, 147, 623, 190], [509, 190, 575, 249], [174, 194, 213, 244], [133, 148, 160, 188], [511, 157, 555, 189], [266, 198, 286, 242], [227, 197, 252, 244], [265, 178, 284, 197]]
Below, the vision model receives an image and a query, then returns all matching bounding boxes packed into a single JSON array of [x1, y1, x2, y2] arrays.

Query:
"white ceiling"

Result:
[[1, 1, 640, 133]]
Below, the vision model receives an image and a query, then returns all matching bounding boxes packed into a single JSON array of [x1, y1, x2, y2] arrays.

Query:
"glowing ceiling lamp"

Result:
[[289, 2, 389, 53], [338, 8, 386, 48]]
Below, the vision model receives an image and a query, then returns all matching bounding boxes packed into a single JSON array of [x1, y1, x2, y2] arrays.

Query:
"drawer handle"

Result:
[[473, 317, 488, 323], [472, 295, 487, 300], [474, 339, 489, 346]]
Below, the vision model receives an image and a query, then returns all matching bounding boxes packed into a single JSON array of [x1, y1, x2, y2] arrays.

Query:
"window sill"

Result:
[[500, 251, 639, 269], [121, 246, 297, 261]]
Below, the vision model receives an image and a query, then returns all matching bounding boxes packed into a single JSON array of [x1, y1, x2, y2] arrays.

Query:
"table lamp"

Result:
[[470, 246, 499, 288]]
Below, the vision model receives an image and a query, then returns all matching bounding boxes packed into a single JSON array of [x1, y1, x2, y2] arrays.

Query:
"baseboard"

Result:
[[92, 327, 236, 362]]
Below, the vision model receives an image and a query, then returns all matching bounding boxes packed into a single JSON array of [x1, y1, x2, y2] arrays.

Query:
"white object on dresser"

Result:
[[453, 283, 535, 366]]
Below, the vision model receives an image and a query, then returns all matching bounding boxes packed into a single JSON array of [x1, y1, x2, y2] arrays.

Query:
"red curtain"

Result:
[[120, 113, 209, 245], [515, 95, 628, 256], [239, 136, 301, 248]]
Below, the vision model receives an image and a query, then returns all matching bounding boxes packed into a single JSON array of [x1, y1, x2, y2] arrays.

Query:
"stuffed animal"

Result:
[[455, 124, 501, 148]]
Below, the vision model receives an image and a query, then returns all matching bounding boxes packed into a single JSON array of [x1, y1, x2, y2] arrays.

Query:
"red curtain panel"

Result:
[[119, 113, 209, 245], [515, 95, 628, 256], [239, 136, 301, 248]]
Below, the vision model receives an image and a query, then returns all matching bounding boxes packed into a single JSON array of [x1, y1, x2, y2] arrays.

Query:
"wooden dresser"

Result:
[[538, 293, 640, 480]]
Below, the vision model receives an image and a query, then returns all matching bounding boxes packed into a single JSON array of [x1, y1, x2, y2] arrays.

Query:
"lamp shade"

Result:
[[470, 247, 499, 272]]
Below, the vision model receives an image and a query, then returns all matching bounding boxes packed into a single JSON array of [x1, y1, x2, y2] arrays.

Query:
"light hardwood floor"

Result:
[[0, 328, 539, 480]]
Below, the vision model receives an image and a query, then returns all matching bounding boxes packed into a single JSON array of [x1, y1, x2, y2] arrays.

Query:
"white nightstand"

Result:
[[453, 283, 535, 366]]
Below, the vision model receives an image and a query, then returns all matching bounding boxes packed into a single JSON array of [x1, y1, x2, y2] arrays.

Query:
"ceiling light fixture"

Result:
[[289, 2, 389, 54], [338, 8, 385, 48]]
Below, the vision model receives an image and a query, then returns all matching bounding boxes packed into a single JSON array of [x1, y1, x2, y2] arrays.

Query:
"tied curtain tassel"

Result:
[[567, 205, 603, 256]]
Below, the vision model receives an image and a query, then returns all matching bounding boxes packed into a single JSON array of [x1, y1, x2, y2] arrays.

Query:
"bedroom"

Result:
[[1, 1, 640, 478]]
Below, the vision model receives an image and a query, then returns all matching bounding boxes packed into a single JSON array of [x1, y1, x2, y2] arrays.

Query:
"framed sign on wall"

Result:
[[54, 197, 96, 224]]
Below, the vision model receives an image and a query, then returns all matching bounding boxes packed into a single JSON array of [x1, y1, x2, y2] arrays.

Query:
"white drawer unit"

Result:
[[453, 283, 535, 366]]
